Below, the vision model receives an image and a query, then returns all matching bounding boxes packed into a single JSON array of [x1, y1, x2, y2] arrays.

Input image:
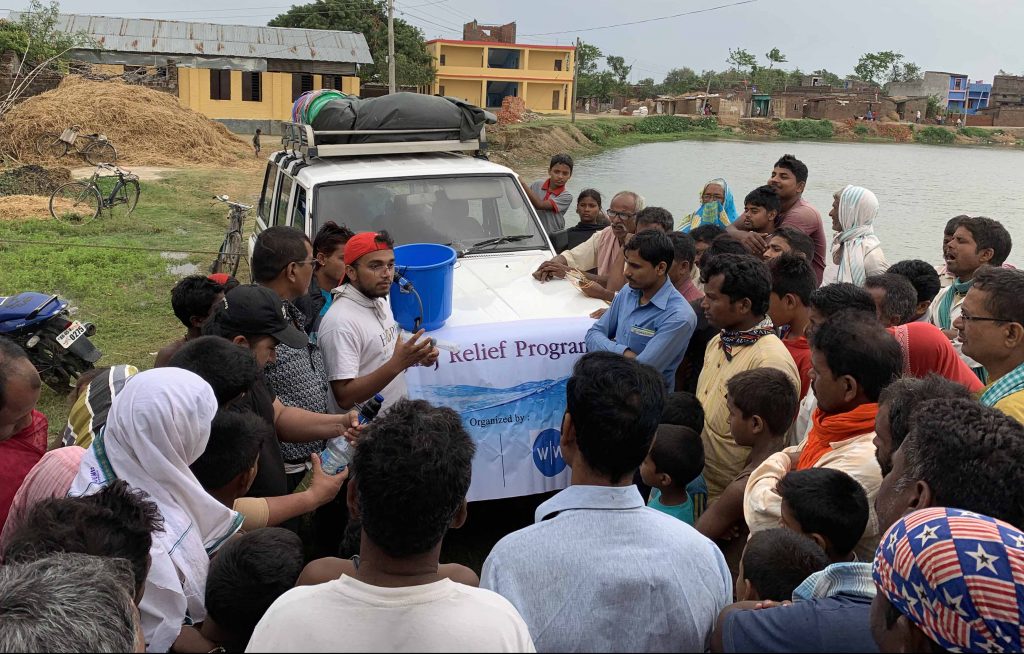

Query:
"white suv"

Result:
[[253, 123, 603, 502]]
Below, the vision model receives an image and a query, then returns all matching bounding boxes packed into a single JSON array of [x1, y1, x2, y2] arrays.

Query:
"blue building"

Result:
[[967, 81, 991, 114]]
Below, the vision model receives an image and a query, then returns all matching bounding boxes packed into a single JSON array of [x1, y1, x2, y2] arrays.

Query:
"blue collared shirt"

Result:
[[481, 485, 732, 653], [585, 278, 696, 391]]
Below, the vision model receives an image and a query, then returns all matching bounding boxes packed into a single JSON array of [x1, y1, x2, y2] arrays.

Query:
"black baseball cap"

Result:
[[218, 284, 308, 349]]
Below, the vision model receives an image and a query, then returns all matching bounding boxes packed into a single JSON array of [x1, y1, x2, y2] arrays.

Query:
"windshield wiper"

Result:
[[460, 235, 533, 256]]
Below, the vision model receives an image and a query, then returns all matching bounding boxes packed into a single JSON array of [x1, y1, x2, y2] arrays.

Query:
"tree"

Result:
[[765, 47, 787, 69], [1, 1, 96, 119], [269, 0, 434, 86], [726, 47, 757, 73], [636, 77, 656, 99], [575, 41, 602, 76], [662, 67, 701, 93], [577, 70, 618, 102], [606, 55, 632, 85], [854, 51, 921, 86]]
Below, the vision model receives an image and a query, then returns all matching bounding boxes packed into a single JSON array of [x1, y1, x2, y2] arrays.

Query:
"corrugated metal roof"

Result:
[[6, 12, 374, 64]]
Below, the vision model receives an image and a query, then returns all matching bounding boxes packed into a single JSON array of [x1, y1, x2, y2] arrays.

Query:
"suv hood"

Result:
[[444, 252, 605, 327]]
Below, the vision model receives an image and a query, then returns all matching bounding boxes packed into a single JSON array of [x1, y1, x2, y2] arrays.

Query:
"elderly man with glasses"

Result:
[[954, 266, 1024, 424]]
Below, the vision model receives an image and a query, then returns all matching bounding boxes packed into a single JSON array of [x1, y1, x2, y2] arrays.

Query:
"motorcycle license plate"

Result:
[[56, 321, 87, 349]]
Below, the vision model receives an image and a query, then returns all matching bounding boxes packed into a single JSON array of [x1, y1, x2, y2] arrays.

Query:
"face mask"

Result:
[[696, 201, 725, 225]]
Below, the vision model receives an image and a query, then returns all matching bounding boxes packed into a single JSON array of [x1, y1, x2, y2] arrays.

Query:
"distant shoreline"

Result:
[[489, 116, 1024, 175]]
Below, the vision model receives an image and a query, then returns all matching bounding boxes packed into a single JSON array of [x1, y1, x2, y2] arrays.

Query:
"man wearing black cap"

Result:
[[203, 284, 360, 500]]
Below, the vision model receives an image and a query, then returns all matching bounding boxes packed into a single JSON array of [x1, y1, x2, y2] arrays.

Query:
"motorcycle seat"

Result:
[[0, 292, 64, 324]]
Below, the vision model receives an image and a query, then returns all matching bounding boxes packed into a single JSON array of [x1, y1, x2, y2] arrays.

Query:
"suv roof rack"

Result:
[[281, 122, 488, 162]]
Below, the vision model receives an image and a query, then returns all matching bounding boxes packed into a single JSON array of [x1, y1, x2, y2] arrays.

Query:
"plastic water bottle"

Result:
[[320, 394, 385, 475]]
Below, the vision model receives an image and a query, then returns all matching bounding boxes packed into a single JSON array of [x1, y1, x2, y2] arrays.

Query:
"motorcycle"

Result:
[[0, 292, 102, 391]]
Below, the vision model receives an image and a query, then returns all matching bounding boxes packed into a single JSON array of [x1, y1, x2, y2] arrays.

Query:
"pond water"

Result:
[[565, 139, 1024, 268]]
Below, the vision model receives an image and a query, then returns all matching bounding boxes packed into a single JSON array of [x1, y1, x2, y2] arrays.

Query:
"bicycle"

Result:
[[210, 195, 253, 277], [48, 163, 140, 225], [36, 125, 118, 166]]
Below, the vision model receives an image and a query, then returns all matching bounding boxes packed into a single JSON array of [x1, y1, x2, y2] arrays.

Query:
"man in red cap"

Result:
[[318, 231, 438, 413]]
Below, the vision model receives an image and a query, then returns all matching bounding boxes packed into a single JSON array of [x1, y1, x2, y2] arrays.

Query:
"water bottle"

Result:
[[357, 393, 385, 424], [320, 394, 385, 475]]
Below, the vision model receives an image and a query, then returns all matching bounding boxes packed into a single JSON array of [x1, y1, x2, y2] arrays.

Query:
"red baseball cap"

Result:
[[344, 232, 392, 266]]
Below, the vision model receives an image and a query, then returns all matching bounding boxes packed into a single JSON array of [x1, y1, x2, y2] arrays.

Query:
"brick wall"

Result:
[[0, 51, 62, 106], [462, 20, 516, 43]]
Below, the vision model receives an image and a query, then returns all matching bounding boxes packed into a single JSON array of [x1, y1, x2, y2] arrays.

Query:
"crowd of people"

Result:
[[0, 149, 1022, 653]]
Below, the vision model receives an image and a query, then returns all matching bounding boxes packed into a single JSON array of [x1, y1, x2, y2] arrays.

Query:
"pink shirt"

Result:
[[777, 198, 826, 284], [674, 276, 704, 303]]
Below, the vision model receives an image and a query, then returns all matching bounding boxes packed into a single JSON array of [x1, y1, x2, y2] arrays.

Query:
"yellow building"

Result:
[[425, 39, 574, 114], [32, 13, 372, 130]]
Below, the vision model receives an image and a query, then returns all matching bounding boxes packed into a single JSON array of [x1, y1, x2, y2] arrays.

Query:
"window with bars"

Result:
[[322, 74, 344, 91], [292, 73, 314, 101], [210, 69, 231, 100], [242, 72, 262, 102]]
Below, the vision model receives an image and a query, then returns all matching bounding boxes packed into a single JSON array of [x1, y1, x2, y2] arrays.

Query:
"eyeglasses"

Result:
[[607, 210, 636, 220], [959, 310, 1012, 324], [359, 261, 396, 273], [291, 258, 315, 267], [701, 194, 725, 203]]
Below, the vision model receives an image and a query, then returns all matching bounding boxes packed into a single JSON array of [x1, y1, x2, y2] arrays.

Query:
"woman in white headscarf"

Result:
[[829, 184, 888, 286], [69, 368, 242, 653]]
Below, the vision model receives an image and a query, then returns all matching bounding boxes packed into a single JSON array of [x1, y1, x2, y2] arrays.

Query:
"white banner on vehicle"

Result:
[[405, 317, 593, 501]]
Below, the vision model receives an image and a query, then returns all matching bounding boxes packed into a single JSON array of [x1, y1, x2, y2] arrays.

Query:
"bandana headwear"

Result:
[[344, 232, 392, 266], [872, 507, 1024, 653], [719, 315, 774, 361]]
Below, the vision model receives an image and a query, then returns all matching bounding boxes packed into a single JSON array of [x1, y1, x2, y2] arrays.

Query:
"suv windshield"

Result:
[[313, 175, 549, 253]]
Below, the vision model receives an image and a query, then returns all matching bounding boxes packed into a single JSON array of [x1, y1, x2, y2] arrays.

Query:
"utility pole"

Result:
[[570, 37, 580, 123], [387, 0, 396, 94]]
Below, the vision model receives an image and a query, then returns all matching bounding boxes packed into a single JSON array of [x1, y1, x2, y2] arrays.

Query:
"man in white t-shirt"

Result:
[[246, 399, 535, 653], [318, 231, 438, 413]]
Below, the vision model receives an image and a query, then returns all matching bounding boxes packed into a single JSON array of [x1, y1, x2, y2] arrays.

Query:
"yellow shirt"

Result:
[[696, 333, 800, 501], [991, 389, 1024, 425]]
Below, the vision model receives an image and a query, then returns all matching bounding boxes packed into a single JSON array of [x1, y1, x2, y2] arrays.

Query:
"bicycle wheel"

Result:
[[84, 140, 117, 165], [211, 231, 243, 277], [49, 182, 101, 225], [35, 135, 68, 158], [109, 178, 140, 217]]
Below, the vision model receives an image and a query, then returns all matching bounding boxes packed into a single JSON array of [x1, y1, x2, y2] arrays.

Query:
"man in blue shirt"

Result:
[[586, 229, 696, 390], [481, 352, 732, 652]]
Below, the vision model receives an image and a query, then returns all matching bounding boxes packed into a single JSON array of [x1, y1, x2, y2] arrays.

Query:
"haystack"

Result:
[[0, 76, 252, 166], [0, 194, 52, 221]]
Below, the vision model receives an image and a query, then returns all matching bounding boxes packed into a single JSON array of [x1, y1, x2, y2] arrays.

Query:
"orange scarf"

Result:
[[797, 404, 879, 470]]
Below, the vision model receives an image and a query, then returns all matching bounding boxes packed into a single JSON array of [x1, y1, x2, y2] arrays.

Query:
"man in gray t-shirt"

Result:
[[520, 153, 574, 233]]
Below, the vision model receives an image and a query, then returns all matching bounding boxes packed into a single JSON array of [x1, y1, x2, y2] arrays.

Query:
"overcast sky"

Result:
[[17, 0, 1024, 82]]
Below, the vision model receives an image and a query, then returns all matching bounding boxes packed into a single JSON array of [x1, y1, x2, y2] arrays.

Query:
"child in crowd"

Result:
[[696, 368, 796, 575], [691, 224, 727, 270], [565, 188, 607, 251], [519, 153, 574, 233], [201, 528, 305, 652], [190, 409, 346, 531], [767, 254, 817, 399], [764, 226, 816, 262], [659, 392, 708, 515], [307, 221, 355, 338], [737, 185, 781, 237], [777, 468, 869, 564], [154, 275, 226, 367], [887, 258, 941, 322], [734, 528, 829, 602], [639, 425, 705, 525]]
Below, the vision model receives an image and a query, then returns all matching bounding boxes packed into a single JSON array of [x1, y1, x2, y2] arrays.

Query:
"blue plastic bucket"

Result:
[[390, 243, 457, 332]]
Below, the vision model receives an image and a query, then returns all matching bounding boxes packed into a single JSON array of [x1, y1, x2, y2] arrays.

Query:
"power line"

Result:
[[519, 0, 759, 37]]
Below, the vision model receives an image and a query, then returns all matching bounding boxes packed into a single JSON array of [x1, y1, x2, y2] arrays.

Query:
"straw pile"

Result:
[[0, 76, 252, 166], [0, 194, 51, 221]]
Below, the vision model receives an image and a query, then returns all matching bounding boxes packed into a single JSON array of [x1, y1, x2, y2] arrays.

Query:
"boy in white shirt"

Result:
[[247, 399, 535, 653]]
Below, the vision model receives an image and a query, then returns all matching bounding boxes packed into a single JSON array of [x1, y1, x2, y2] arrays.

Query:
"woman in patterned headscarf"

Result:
[[871, 507, 1024, 653], [679, 179, 738, 233]]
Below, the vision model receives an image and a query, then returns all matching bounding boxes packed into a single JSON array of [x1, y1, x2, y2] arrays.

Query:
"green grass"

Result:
[[0, 167, 263, 443], [958, 126, 991, 139], [915, 126, 956, 145], [777, 119, 835, 139]]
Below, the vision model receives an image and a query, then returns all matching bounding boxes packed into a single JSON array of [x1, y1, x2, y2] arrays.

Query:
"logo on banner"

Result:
[[532, 429, 566, 477]]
